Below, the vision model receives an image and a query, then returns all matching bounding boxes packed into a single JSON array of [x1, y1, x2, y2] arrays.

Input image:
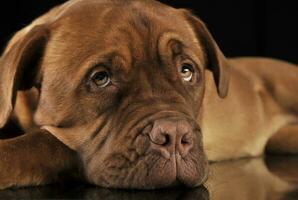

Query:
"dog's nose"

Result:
[[144, 119, 193, 159]]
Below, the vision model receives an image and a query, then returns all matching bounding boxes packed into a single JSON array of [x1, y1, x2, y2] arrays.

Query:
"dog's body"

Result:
[[201, 57, 298, 161], [0, 0, 297, 189]]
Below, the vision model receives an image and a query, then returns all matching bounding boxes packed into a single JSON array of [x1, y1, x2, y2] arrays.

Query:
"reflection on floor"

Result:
[[206, 156, 298, 200], [0, 156, 297, 200]]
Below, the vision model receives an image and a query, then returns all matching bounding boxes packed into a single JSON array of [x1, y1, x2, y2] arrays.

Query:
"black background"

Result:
[[0, 0, 297, 64]]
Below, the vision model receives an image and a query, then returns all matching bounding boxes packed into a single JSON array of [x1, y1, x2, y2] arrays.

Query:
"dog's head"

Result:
[[0, 0, 230, 189]]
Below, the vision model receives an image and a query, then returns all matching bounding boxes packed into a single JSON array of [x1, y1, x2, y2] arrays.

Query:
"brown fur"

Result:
[[0, 0, 297, 189]]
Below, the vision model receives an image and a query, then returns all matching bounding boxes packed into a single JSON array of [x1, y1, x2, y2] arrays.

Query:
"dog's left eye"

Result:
[[180, 63, 194, 82], [91, 70, 111, 88]]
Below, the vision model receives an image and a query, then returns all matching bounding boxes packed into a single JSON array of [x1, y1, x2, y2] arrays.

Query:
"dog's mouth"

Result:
[[87, 145, 208, 189], [85, 111, 208, 189], [137, 150, 208, 189]]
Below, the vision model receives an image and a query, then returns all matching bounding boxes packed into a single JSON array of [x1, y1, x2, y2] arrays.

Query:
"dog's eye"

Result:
[[91, 71, 111, 87], [180, 63, 194, 82]]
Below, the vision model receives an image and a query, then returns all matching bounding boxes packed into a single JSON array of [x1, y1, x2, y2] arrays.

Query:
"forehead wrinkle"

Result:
[[127, 13, 154, 61], [52, 14, 134, 82], [158, 30, 205, 68], [73, 47, 132, 85], [182, 20, 206, 66], [128, 7, 180, 61]]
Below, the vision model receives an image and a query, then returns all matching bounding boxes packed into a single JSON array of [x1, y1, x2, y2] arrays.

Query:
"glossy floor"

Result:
[[0, 155, 297, 200]]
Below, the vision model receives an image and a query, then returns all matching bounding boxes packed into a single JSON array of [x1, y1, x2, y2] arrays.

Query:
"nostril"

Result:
[[150, 132, 171, 146], [181, 139, 189, 145], [179, 132, 193, 158], [162, 133, 170, 146], [181, 133, 192, 145]]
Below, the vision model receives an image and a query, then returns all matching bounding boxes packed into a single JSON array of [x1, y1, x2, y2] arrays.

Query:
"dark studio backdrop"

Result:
[[0, 0, 297, 64]]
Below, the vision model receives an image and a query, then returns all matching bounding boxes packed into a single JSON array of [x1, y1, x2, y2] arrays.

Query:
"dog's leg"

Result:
[[261, 60, 298, 154], [266, 124, 298, 154], [0, 130, 79, 189]]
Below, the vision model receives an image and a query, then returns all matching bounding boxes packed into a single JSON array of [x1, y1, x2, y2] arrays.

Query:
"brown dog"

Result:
[[0, 0, 297, 190]]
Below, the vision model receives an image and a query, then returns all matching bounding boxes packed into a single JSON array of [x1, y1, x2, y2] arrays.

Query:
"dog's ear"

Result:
[[182, 10, 230, 98], [0, 25, 49, 128]]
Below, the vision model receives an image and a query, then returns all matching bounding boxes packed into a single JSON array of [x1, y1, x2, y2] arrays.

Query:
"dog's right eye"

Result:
[[91, 70, 111, 88]]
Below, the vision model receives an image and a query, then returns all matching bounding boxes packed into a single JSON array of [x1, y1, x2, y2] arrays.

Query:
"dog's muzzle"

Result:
[[130, 115, 208, 188]]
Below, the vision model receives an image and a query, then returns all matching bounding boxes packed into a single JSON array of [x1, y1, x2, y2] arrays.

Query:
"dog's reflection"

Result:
[[206, 156, 298, 200], [0, 186, 209, 200], [0, 156, 297, 200]]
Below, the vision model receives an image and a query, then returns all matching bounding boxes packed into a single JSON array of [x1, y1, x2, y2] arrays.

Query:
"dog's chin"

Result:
[[134, 154, 208, 189], [87, 152, 208, 189]]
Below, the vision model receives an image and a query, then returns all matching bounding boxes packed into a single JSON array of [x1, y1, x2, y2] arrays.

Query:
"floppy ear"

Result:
[[0, 25, 49, 128], [182, 10, 231, 98]]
